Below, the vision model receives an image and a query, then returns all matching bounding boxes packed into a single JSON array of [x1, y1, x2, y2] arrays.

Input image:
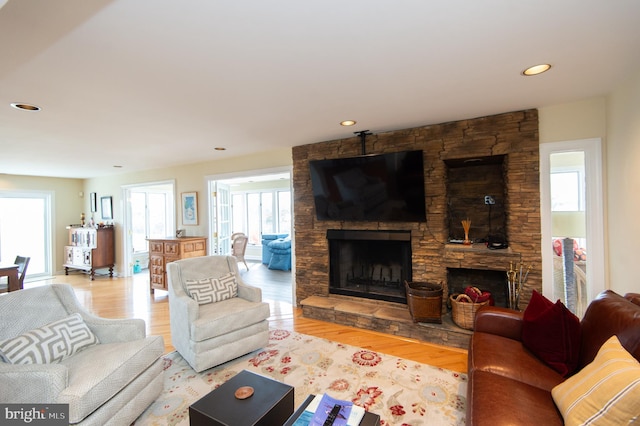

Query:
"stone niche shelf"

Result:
[[300, 295, 473, 350], [444, 244, 522, 271]]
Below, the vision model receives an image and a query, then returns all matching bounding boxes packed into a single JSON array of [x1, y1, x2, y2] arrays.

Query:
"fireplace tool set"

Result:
[[506, 261, 532, 310]]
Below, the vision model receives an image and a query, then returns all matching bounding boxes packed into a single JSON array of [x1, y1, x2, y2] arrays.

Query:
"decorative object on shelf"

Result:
[[461, 218, 472, 245], [101, 196, 113, 220], [507, 261, 533, 310], [176, 229, 185, 238], [181, 192, 198, 225], [80, 212, 85, 227], [90, 192, 97, 213]]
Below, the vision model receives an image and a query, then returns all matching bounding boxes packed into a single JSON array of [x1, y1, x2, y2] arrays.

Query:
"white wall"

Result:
[[606, 69, 640, 295], [538, 69, 640, 295]]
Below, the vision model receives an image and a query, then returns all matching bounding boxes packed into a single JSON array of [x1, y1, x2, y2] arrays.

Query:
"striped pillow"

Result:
[[0, 313, 99, 364], [184, 272, 238, 305], [551, 335, 640, 425]]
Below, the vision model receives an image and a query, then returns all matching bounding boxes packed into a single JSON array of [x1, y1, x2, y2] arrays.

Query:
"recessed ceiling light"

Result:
[[214, 147, 226, 151], [340, 120, 356, 126], [10, 102, 41, 111], [522, 64, 551, 76]]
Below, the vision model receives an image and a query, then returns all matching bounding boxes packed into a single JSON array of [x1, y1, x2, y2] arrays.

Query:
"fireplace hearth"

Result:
[[327, 229, 411, 303]]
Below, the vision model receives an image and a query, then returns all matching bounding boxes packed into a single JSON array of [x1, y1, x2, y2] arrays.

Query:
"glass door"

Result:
[[0, 191, 52, 279], [209, 181, 232, 255], [122, 181, 175, 277], [541, 139, 605, 317]]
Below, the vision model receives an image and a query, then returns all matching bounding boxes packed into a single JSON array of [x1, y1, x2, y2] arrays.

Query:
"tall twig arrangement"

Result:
[[507, 261, 532, 310]]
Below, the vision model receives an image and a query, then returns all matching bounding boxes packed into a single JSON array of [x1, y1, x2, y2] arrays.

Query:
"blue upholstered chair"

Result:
[[261, 233, 288, 264], [267, 236, 292, 271]]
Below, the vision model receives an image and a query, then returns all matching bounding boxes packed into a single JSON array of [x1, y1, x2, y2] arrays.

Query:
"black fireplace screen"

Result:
[[327, 229, 411, 303]]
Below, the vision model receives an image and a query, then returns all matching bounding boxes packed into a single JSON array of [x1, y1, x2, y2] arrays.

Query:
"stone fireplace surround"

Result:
[[292, 110, 542, 348]]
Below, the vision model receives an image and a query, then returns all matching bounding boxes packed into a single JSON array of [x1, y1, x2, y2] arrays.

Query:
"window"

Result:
[[130, 191, 172, 253], [550, 171, 583, 211], [0, 192, 52, 278], [232, 189, 291, 245]]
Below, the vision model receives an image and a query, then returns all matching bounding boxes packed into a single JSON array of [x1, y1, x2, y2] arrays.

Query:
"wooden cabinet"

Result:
[[147, 237, 207, 292], [64, 226, 115, 280]]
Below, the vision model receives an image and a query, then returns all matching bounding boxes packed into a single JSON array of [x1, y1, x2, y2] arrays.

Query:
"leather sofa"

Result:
[[466, 290, 640, 425]]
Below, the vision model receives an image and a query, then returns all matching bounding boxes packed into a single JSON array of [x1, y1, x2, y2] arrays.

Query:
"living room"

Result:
[[2, 1, 640, 425]]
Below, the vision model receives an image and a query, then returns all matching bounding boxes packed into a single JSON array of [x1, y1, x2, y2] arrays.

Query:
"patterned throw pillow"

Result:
[[184, 272, 238, 305], [0, 313, 99, 364], [552, 335, 640, 425]]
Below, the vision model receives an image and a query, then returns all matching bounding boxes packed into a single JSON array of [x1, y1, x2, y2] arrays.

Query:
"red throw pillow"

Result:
[[521, 290, 581, 376]]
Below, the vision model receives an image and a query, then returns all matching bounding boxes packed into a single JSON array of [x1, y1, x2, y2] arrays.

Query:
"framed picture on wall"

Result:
[[101, 196, 113, 220], [181, 192, 198, 225], [90, 192, 97, 213]]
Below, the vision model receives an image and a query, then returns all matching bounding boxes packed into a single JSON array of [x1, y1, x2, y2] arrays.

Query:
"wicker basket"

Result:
[[449, 293, 490, 330], [405, 281, 443, 323]]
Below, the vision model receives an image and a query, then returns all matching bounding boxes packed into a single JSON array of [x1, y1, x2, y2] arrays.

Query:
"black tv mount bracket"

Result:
[[354, 130, 373, 155]]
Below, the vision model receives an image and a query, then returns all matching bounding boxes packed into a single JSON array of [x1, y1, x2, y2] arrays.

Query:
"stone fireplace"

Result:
[[292, 109, 542, 345], [327, 229, 411, 304]]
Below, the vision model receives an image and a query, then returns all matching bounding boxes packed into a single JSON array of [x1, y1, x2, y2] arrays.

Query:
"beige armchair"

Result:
[[0, 284, 164, 425], [166, 255, 270, 373]]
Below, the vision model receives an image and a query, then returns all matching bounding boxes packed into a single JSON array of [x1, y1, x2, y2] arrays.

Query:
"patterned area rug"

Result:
[[134, 329, 467, 425]]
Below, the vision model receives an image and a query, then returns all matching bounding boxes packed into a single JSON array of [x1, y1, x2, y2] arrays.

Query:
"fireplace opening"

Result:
[[447, 267, 507, 307], [327, 229, 411, 304]]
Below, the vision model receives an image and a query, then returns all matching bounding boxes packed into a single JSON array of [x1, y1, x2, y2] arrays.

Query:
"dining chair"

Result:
[[0, 255, 30, 293]]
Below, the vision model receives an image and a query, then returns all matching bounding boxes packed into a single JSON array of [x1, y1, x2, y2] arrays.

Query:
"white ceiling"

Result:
[[1, 0, 639, 179]]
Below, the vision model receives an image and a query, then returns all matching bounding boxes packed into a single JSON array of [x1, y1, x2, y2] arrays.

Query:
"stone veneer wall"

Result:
[[292, 109, 541, 309]]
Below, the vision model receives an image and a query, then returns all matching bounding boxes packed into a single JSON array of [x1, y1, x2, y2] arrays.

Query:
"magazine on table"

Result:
[[292, 393, 365, 426]]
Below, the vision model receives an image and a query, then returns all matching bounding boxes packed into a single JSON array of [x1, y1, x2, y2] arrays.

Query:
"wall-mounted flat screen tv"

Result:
[[309, 150, 427, 222]]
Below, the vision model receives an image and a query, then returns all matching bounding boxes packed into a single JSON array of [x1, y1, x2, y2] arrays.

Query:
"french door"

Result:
[[540, 139, 605, 317], [209, 181, 231, 255]]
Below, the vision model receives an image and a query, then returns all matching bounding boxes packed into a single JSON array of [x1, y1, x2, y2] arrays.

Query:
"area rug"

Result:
[[134, 329, 467, 425]]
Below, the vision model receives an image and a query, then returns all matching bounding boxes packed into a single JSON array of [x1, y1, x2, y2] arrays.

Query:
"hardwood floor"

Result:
[[25, 261, 468, 373]]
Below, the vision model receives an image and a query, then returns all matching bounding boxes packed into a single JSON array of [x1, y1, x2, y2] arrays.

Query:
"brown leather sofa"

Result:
[[466, 290, 640, 425]]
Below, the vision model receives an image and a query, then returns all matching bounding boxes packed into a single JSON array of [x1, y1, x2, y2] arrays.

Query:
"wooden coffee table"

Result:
[[189, 370, 294, 425]]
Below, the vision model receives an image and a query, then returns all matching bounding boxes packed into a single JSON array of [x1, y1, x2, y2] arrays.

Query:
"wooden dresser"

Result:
[[148, 237, 207, 292]]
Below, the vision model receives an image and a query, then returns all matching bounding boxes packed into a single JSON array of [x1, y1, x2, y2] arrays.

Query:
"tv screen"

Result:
[[309, 150, 427, 222]]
